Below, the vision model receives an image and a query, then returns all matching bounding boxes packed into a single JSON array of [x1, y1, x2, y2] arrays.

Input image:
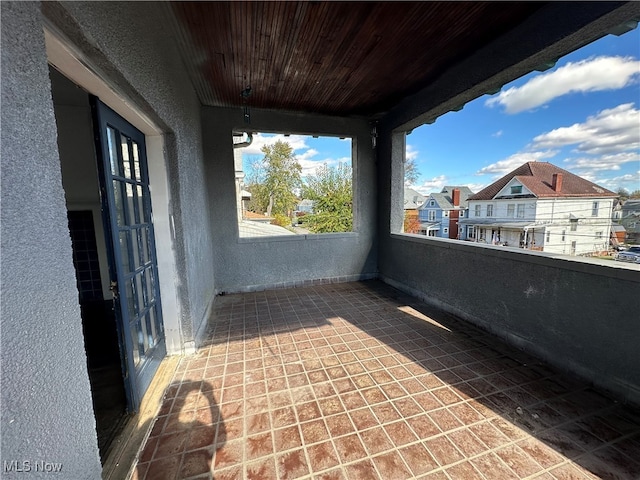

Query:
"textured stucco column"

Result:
[[1, 2, 102, 477]]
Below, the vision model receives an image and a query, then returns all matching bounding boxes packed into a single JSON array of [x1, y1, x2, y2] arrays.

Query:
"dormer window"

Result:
[[511, 185, 523, 194], [430, 200, 435, 206]]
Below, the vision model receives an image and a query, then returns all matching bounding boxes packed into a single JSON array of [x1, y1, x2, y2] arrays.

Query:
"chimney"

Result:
[[452, 188, 461, 206], [552, 173, 563, 192]]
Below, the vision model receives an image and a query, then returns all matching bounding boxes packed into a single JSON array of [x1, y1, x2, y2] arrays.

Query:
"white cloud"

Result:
[[406, 144, 419, 161], [564, 152, 640, 172], [415, 175, 448, 194], [476, 150, 558, 176], [299, 156, 348, 177], [238, 133, 309, 156], [531, 103, 640, 155], [592, 171, 640, 191], [485, 56, 640, 113], [492, 130, 503, 138]]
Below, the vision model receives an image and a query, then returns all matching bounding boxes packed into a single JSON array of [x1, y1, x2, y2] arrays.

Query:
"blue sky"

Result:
[[241, 27, 639, 193], [407, 27, 640, 195]]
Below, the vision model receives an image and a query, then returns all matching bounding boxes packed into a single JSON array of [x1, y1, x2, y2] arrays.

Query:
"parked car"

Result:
[[614, 246, 640, 263]]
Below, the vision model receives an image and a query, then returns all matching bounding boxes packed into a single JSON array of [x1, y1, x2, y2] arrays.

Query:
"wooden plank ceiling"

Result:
[[168, 1, 546, 117]]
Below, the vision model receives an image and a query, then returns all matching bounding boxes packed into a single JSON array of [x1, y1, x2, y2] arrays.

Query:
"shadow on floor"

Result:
[[134, 380, 225, 480]]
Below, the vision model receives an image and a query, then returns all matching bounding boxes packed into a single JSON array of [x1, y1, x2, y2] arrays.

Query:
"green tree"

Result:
[[261, 141, 302, 216], [301, 162, 353, 233], [617, 187, 630, 201], [630, 189, 640, 199]]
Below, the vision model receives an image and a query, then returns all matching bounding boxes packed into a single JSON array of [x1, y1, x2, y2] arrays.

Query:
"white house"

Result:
[[460, 162, 617, 255]]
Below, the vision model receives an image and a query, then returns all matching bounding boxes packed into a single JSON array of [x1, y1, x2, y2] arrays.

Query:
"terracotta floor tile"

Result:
[[470, 453, 519, 480], [277, 448, 310, 479], [297, 401, 322, 422], [319, 397, 346, 416], [344, 459, 378, 480], [496, 444, 544, 477], [271, 406, 297, 429], [424, 435, 465, 467], [274, 425, 303, 451], [154, 431, 189, 459], [371, 451, 411, 478], [213, 439, 244, 470], [180, 448, 212, 478], [301, 419, 330, 445], [399, 442, 439, 476], [359, 427, 394, 456], [393, 397, 423, 417], [307, 441, 340, 472], [245, 455, 277, 480], [428, 408, 463, 433], [349, 408, 379, 431], [518, 437, 566, 469], [448, 428, 487, 458], [383, 420, 418, 446], [144, 454, 181, 480], [131, 282, 640, 480], [334, 434, 368, 463]]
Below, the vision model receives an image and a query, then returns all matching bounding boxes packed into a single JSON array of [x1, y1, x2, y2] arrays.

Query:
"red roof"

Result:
[[469, 162, 617, 200]]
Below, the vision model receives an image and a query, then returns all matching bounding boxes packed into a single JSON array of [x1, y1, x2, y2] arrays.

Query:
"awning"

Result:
[[419, 222, 439, 230]]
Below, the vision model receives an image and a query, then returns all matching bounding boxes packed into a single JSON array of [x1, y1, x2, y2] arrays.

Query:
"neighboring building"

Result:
[[404, 187, 426, 234], [418, 186, 474, 239], [618, 200, 640, 244], [461, 162, 617, 255]]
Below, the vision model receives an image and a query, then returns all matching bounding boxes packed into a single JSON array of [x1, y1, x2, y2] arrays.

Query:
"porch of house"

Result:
[[131, 281, 640, 480]]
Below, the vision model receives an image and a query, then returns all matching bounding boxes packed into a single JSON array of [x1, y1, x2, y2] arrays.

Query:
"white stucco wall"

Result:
[[1, 2, 102, 476]]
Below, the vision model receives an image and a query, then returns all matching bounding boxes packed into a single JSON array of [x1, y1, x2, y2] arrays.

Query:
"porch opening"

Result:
[[232, 132, 354, 238]]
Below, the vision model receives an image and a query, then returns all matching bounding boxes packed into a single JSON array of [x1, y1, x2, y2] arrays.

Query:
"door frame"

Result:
[[44, 25, 184, 380]]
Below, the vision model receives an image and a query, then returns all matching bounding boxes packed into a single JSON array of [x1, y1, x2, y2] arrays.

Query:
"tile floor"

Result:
[[132, 281, 640, 479]]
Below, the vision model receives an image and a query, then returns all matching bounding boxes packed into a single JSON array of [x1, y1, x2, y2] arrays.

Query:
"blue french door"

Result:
[[91, 97, 166, 410]]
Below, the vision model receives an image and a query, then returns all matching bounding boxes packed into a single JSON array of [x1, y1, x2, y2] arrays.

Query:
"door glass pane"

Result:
[[133, 142, 141, 181], [135, 273, 144, 314], [145, 312, 154, 349], [125, 278, 135, 318], [113, 181, 126, 226], [131, 230, 140, 270], [145, 267, 154, 303], [107, 127, 121, 176], [136, 186, 144, 225], [130, 323, 140, 366], [125, 184, 135, 225], [121, 137, 132, 179], [140, 313, 149, 353], [141, 227, 149, 264], [119, 231, 130, 273], [148, 306, 157, 344]]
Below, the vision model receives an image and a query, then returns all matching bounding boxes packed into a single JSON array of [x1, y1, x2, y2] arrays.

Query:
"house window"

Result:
[[443, 227, 449, 234], [507, 204, 515, 217], [546, 231, 551, 243], [561, 230, 566, 241], [595, 231, 603, 239], [428, 210, 436, 222], [430, 200, 435, 206], [486, 204, 493, 217], [468, 227, 475, 239], [592, 201, 599, 216], [460, 210, 464, 217], [516, 204, 525, 218], [511, 185, 522, 194], [474, 205, 481, 217], [570, 219, 578, 231], [443, 211, 449, 217]]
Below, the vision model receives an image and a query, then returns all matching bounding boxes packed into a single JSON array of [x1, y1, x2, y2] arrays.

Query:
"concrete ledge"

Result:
[[391, 233, 640, 282], [220, 272, 378, 295]]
